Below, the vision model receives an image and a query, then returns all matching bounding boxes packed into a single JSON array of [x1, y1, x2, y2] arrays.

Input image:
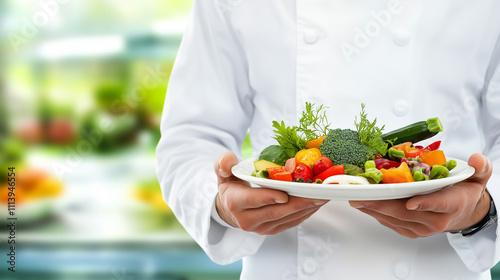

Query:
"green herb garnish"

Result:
[[297, 102, 332, 141], [272, 120, 306, 158], [354, 103, 389, 156], [271, 102, 331, 157]]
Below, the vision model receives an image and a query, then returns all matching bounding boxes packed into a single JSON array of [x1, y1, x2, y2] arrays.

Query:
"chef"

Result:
[[156, 0, 500, 279]]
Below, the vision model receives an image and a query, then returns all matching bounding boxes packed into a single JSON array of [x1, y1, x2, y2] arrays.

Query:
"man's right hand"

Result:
[[214, 151, 329, 235]]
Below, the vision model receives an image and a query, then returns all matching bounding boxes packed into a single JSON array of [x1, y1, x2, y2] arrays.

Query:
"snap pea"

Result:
[[429, 165, 450, 179]]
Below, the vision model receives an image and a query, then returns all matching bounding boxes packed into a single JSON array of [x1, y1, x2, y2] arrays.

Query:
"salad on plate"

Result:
[[251, 103, 456, 186]]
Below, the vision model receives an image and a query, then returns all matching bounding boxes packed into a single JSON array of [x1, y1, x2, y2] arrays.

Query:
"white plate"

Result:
[[231, 158, 475, 201]]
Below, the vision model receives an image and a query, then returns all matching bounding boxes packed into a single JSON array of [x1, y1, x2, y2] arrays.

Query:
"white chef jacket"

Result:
[[156, 0, 500, 279]]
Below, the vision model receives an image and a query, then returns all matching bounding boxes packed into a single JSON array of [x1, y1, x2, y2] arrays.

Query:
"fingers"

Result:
[[214, 151, 240, 183], [222, 183, 289, 209], [350, 199, 439, 223], [256, 207, 321, 235], [406, 153, 491, 213], [213, 151, 329, 235], [467, 153, 492, 185]]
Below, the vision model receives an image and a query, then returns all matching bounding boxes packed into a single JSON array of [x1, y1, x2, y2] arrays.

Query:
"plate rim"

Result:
[[231, 157, 475, 200]]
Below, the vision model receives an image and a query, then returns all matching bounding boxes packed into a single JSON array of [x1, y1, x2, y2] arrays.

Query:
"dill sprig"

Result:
[[271, 102, 331, 157], [297, 102, 331, 141], [354, 103, 389, 156]]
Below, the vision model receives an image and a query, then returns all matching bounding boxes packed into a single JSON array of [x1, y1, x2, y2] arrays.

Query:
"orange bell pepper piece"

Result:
[[380, 162, 415, 184], [306, 136, 327, 149], [419, 150, 446, 166]]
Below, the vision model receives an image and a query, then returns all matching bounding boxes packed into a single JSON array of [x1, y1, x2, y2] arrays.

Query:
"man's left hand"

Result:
[[349, 153, 493, 238]]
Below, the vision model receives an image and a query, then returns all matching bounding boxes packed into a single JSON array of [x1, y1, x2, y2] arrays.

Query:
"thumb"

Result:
[[214, 151, 240, 183], [467, 153, 492, 186]]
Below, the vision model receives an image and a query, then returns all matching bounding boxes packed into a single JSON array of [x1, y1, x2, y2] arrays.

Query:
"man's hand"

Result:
[[349, 153, 493, 238], [214, 151, 329, 235]]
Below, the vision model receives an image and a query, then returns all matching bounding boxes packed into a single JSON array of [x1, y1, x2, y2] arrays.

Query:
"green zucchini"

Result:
[[257, 145, 290, 166], [381, 117, 443, 146]]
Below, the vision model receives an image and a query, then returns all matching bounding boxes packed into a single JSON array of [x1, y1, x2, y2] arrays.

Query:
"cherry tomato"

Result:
[[312, 156, 334, 176], [291, 163, 314, 181]]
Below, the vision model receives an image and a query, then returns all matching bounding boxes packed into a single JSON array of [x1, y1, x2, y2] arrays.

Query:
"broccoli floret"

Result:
[[319, 128, 374, 168]]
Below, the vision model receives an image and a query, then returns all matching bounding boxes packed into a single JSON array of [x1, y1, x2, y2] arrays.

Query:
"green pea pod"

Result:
[[443, 160, 457, 171], [430, 165, 450, 179], [388, 148, 405, 160], [359, 168, 383, 184]]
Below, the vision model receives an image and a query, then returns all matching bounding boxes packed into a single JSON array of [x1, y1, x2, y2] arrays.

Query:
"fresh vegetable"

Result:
[[355, 103, 390, 156], [380, 162, 415, 184], [429, 165, 449, 179], [375, 159, 401, 170], [254, 170, 270, 178], [254, 160, 281, 172], [343, 164, 364, 176], [388, 148, 406, 160], [359, 168, 384, 184], [411, 166, 429, 181], [381, 117, 443, 147], [257, 145, 291, 166], [423, 140, 441, 151], [306, 136, 327, 149], [419, 150, 447, 166], [272, 102, 331, 158], [297, 103, 332, 141], [274, 172, 293, 182], [284, 158, 297, 173], [443, 159, 457, 171], [312, 156, 334, 176], [272, 120, 307, 158], [295, 148, 322, 168], [266, 166, 286, 179], [358, 160, 383, 183], [319, 128, 374, 168], [312, 165, 345, 182], [291, 163, 314, 181]]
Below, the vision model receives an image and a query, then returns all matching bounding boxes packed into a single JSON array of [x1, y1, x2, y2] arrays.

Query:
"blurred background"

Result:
[[0, 1, 245, 279], [0, 1, 499, 280]]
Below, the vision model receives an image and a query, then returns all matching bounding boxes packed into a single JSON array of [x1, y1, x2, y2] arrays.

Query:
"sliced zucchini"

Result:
[[254, 160, 281, 172]]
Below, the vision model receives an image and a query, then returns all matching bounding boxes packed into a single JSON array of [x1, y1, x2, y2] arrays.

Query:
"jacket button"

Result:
[[393, 100, 410, 116], [302, 258, 318, 275], [393, 29, 410, 46], [393, 260, 410, 279], [304, 31, 319, 44]]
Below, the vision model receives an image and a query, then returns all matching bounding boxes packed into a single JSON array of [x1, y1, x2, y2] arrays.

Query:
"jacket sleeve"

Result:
[[156, 0, 266, 265], [446, 34, 500, 272]]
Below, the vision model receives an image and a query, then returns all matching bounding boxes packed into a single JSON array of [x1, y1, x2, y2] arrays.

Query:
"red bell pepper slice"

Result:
[[423, 140, 441, 151], [312, 165, 345, 182], [266, 166, 285, 180]]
